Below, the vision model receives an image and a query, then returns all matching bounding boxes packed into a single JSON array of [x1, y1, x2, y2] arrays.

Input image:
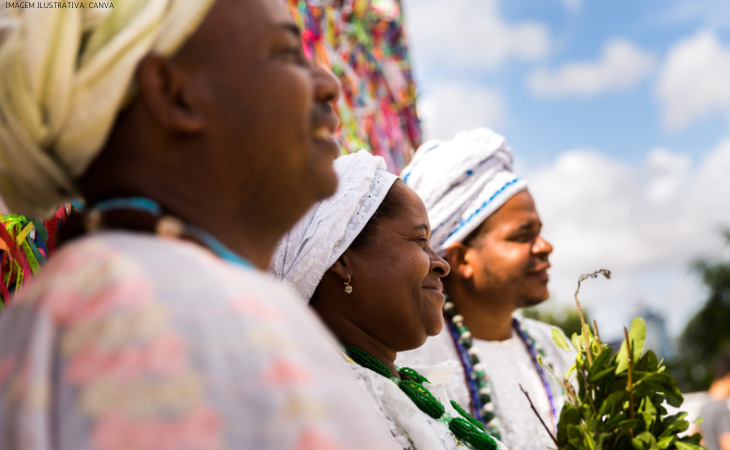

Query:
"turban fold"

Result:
[[271, 150, 398, 301], [400, 128, 527, 256], [0, 0, 216, 216]]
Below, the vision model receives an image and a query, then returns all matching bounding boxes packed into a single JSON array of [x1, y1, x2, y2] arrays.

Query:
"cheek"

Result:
[[481, 243, 531, 278], [218, 66, 315, 190]]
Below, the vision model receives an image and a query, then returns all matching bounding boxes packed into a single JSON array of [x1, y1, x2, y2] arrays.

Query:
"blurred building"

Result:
[[640, 307, 675, 361]]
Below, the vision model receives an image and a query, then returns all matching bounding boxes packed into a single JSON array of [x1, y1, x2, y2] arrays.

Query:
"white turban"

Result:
[[0, 0, 216, 216], [271, 150, 398, 301], [400, 128, 528, 256]]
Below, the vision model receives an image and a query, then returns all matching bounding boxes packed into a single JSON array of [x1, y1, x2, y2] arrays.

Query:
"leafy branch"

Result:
[[544, 269, 704, 450]]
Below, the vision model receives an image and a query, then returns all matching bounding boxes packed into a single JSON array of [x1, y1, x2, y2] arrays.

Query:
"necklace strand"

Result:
[[344, 346, 498, 450], [90, 197, 252, 268], [444, 298, 559, 438]]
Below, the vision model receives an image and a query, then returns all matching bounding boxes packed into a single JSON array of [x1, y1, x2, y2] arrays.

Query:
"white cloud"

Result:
[[655, 30, 730, 131], [527, 39, 656, 98], [655, 0, 730, 29], [561, 0, 582, 12], [402, 0, 550, 72], [418, 83, 506, 141], [523, 138, 730, 339]]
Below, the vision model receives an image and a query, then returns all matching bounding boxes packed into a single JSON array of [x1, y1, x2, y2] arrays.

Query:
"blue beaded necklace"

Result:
[[444, 298, 558, 437], [89, 197, 253, 269]]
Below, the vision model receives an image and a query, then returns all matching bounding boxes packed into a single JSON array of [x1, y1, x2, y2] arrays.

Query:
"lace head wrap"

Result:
[[0, 0, 217, 216], [271, 150, 398, 301], [400, 128, 528, 256]]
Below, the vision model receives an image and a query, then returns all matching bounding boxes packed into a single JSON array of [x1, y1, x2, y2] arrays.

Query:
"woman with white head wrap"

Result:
[[0, 2, 402, 449], [397, 128, 571, 450], [400, 128, 528, 256], [273, 150, 510, 450]]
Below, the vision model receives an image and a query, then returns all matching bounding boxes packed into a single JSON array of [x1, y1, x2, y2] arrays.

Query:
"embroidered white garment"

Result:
[[341, 352, 512, 450], [0, 232, 401, 450], [399, 128, 528, 256], [271, 150, 398, 301], [398, 317, 574, 450]]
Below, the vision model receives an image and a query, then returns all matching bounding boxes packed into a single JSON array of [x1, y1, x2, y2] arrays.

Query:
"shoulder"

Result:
[[14, 232, 307, 326], [518, 316, 561, 338], [517, 316, 575, 370], [397, 327, 458, 368]]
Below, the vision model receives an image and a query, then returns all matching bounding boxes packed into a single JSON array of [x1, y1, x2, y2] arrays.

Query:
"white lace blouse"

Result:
[[397, 318, 574, 450], [340, 352, 511, 450]]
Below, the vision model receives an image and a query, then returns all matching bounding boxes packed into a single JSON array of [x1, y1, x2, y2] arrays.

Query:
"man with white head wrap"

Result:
[[273, 150, 511, 450], [397, 128, 573, 450], [0, 2, 400, 449]]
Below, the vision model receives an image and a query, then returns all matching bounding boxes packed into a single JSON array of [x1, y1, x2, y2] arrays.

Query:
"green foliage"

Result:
[[523, 302, 591, 338], [673, 231, 730, 391], [550, 271, 704, 450]]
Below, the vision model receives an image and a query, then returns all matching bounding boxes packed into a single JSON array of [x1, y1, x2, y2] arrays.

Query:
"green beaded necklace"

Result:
[[344, 346, 499, 450]]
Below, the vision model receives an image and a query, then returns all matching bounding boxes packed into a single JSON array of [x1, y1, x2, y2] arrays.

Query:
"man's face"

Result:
[[181, 0, 341, 229], [463, 190, 553, 308]]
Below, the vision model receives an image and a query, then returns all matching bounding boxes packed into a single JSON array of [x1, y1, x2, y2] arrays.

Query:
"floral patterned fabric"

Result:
[[0, 232, 399, 450]]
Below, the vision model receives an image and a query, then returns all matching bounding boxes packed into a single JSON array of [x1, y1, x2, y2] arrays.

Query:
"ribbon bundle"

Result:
[[0, 202, 82, 308], [284, 0, 422, 173]]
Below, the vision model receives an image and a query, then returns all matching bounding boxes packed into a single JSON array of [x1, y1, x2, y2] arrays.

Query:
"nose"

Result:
[[532, 234, 553, 258], [312, 63, 340, 106], [429, 248, 451, 278]]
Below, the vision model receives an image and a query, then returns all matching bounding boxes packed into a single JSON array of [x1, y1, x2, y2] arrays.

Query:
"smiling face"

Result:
[[313, 181, 451, 353], [459, 190, 553, 308], [174, 0, 341, 230]]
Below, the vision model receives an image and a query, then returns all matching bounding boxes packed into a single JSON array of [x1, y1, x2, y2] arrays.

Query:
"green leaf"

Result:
[[572, 332, 583, 352], [589, 347, 614, 375], [675, 442, 704, 450], [658, 413, 689, 439], [632, 431, 657, 450], [616, 317, 647, 374], [589, 367, 616, 383], [558, 403, 582, 447], [691, 417, 704, 424], [639, 373, 684, 407], [636, 350, 659, 373], [604, 412, 627, 430], [639, 395, 658, 431], [656, 436, 674, 450], [553, 327, 571, 351]]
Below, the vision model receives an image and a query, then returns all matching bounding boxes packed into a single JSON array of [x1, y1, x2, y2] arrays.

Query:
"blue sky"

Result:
[[401, 0, 730, 341]]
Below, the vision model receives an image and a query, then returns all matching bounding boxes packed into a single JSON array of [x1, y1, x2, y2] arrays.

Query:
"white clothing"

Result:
[[399, 128, 528, 256], [272, 150, 398, 301], [0, 0, 216, 216], [342, 352, 511, 450], [0, 232, 400, 450], [398, 318, 574, 450]]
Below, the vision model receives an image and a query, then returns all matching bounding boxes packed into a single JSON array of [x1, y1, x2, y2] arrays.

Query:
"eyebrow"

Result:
[[414, 224, 429, 232], [516, 221, 541, 232], [278, 23, 301, 38]]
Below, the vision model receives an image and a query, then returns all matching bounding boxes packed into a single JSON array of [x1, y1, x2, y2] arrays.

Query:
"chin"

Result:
[[519, 293, 549, 308], [425, 315, 444, 337], [311, 167, 339, 201]]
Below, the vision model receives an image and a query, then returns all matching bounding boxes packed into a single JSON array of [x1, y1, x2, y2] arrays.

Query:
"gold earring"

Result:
[[344, 275, 353, 294]]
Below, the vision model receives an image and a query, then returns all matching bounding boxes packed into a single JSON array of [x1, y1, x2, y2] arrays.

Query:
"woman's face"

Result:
[[340, 183, 450, 352]]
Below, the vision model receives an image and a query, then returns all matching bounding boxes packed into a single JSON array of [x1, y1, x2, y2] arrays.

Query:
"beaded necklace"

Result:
[[89, 197, 253, 268], [443, 299, 558, 437], [344, 346, 499, 450]]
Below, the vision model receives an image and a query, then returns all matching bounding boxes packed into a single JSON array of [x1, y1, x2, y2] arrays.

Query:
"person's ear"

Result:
[[136, 54, 204, 133], [445, 243, 475, 280], [328, 250, 354, 281]]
